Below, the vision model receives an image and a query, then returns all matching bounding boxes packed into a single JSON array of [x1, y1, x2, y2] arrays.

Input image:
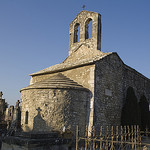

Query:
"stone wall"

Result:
[[21, 88, 89, 136], [30, 64, 95, 132], [69, 10, 101, 55], [94, 53, 150, 131], [2, 133, 73, 150], [94, 53, 123, 130], [30, 64, 95, 90], [123, 65, 150, 103], [122, 64, 150, 128]]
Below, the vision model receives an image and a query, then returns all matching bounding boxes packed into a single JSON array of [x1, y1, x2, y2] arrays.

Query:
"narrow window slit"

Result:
[[25, 111, 29, 124]]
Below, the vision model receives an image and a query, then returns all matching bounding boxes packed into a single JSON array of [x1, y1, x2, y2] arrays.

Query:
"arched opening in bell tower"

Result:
[[74, 23, 80, 43], [85, 18, 92, 39]]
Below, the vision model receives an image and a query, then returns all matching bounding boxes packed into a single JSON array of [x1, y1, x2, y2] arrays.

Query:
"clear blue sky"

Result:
[[0, 0, 150, 105]]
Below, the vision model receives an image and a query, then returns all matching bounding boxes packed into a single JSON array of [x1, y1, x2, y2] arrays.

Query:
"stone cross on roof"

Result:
[[36, 107, 42, 113]]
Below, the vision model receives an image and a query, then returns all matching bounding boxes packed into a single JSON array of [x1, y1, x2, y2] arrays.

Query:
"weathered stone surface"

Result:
[[21, 73, 88, 91], [21, 74, 90, 137], [3, 9, 150, 150], [20, 10, 150, 140], [94, 53, 150, 134], [30, 45, 111, 77], [94, 53, 124, 130], [69, 10, 101, 55]]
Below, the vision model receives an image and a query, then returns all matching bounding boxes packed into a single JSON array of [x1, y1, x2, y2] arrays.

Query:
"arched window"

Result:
[[74, 23, 80, 43], [85, 18, 92, 39], [25, 111, 29, 124]]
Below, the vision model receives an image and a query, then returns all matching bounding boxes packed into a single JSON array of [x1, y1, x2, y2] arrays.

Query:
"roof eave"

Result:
[[30, 52, 113, 77], [30, 61, 96, 76]]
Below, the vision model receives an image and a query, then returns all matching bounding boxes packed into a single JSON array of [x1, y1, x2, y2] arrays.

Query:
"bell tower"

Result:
[[69, 10, 101, 55]]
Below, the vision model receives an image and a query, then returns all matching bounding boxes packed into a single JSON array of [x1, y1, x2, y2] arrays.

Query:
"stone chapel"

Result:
[[20, 10, 150, 136]]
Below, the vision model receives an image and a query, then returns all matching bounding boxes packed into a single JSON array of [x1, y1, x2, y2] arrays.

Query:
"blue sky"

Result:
[[0, 0, 150, 105]]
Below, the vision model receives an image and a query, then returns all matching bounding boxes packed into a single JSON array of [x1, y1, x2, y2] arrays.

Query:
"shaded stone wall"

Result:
[[21, 88, 89, 136], [122, 65, 150, 103], [94, 53, 150, 131], [122, 65, 150, 128], [94, 53, 123, 130]]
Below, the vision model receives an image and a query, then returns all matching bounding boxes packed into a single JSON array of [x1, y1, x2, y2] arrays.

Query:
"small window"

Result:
[[74, 23, 80, 43], [85, 18, 92, 39], [25, 111, 29, 124]]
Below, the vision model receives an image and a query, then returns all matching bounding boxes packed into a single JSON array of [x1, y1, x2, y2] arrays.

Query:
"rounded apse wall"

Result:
[[21, 85, 89, 136]]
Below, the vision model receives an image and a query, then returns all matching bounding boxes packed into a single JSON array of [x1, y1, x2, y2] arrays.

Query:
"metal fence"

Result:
[[76, 125, 150, 150]]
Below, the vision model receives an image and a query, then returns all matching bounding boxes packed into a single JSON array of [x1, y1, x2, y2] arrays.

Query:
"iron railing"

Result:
[[76, 125, 150, 150]]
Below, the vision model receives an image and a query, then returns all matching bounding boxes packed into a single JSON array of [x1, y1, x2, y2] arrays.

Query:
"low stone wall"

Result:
[[1, 132, 73, 150]]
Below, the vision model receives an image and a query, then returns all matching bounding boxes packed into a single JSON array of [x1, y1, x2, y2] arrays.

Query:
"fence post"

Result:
[[134, 125, 137, 150], [139, 129, 142, 150], [76, 125, 79, 150], [127, 125, 130, 142], [137, 125, 140, 150], [89, 126, 93, 150], [131, 125, 134, 150], [105, 126, 109, 150], [121, 126, 123, 148], [124, 126, 127, 141], [116, 126, 119, 150], [100, 126, 102, 150], [93, 126, 95, 150], [85, 125, 88, 150], [146, 127, 148, 137], [110, 126, 114, 150]]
